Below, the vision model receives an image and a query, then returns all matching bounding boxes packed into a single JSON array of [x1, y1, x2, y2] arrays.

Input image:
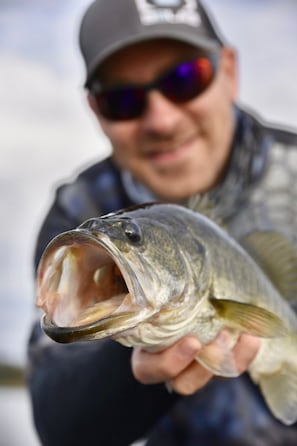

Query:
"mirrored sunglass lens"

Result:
[[96, 88, 146, 120], [159, 58, 215, 103]]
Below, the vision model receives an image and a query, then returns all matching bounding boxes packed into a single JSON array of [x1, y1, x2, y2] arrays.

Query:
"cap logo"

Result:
[[135, 0, 201, 27]]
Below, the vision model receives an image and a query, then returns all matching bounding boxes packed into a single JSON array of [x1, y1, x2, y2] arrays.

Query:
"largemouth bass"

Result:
[[36, 202, 297, 425]]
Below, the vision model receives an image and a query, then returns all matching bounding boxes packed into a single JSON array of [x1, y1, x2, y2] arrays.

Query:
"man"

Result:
[[27, 1, 297, 445]]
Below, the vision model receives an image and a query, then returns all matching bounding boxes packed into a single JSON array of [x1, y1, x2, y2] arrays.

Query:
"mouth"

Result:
[[36, 232, 140, 342], [145, 134, 197, 167]]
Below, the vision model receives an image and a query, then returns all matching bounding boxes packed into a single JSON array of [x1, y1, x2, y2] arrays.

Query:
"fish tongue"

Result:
[[70, 293, 128, 327]]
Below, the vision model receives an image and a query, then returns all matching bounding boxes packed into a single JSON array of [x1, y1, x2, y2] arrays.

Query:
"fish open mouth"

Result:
[[36, 233, 139, 341]]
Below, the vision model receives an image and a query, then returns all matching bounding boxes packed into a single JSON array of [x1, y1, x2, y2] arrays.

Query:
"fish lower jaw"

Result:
[[42, 305, 156, 343]]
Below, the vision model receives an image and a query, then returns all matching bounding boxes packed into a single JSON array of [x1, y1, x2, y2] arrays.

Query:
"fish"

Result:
[[35, 202, 297, 425]]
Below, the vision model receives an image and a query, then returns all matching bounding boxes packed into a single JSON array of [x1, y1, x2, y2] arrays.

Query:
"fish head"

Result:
[[36, 204, 191, 343]]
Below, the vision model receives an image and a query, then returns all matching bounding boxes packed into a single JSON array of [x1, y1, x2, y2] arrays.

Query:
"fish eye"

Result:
[[122, 221, 142, 244]]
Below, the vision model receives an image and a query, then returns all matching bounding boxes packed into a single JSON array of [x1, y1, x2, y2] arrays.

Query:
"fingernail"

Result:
[[177, 337, 201, 360]]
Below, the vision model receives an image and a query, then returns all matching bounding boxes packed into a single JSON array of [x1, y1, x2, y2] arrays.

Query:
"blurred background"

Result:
[[0, 0, 296, 444]]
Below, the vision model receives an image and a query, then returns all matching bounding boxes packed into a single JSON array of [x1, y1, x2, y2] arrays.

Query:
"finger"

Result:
[[168, 360, 213, 395], [131, 336, 201, 384], [233, 333, 261, 374]]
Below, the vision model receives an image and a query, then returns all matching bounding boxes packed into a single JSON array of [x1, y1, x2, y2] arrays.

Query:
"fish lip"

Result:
[[41, 311, 141, 343]]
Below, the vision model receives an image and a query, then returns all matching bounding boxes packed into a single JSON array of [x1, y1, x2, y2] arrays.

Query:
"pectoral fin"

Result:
[[209, 297, 287, 337]]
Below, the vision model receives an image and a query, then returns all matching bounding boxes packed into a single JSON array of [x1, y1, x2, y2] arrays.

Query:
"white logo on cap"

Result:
[[150, 1, 183, 6], [135, 0, 201, 27]]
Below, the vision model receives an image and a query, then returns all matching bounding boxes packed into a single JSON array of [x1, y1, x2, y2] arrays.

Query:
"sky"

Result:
[[0, 0, 297, 366]]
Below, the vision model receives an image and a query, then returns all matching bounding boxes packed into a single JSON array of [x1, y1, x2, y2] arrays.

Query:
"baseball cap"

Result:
[[79, 0, 226, 87]]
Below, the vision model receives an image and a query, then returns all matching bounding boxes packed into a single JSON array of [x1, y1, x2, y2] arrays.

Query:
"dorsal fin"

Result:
[[187, 193, 224, 227], [240, 231, 297, 303]]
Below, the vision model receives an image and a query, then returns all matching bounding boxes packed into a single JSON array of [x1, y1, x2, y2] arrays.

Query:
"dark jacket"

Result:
[[27, 107, 297, 445]]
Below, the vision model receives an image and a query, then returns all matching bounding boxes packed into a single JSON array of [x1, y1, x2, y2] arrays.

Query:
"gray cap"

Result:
[[79, 0, 225, 87]]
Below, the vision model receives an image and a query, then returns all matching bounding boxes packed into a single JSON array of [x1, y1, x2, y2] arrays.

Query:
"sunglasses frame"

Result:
[[89, 52, 220, 121]]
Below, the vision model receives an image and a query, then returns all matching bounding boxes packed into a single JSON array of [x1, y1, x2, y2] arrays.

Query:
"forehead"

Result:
[[96, 39, 203, 85]]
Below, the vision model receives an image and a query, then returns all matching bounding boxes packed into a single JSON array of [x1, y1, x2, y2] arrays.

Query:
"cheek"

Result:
[[185, 83, 235, 176], [101, 121, 140, 166], [189, 82, 234, 137], [202, 93, 234, 154]]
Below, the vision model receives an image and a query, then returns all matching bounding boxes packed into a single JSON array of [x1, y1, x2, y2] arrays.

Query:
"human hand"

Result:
[[131, 331, 260, 395]]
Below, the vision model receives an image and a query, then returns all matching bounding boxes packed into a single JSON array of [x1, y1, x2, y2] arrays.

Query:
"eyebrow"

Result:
[[90, 51, 215, 91]]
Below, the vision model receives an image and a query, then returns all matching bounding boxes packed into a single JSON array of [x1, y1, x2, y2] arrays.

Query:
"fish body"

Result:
[[36, 202, 297, 425]]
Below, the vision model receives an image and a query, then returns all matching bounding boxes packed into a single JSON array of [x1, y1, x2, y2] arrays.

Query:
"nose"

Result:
[[141, 90, 183, 136]]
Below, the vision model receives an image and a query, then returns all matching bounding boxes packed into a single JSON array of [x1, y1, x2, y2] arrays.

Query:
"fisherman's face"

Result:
[[88, 39, 238, 201]]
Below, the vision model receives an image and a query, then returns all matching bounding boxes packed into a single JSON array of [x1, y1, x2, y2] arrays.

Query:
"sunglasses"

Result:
[[90, 54, 219, 122]]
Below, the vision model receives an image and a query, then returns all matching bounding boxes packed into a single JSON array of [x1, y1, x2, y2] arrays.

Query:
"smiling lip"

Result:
[[146, 136, 197, 167]]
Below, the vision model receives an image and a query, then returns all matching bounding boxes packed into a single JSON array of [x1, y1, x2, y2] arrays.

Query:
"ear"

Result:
[[220, 46, 239, 100], [87, 92, 107, 129], [87, 92, 99, 115]]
